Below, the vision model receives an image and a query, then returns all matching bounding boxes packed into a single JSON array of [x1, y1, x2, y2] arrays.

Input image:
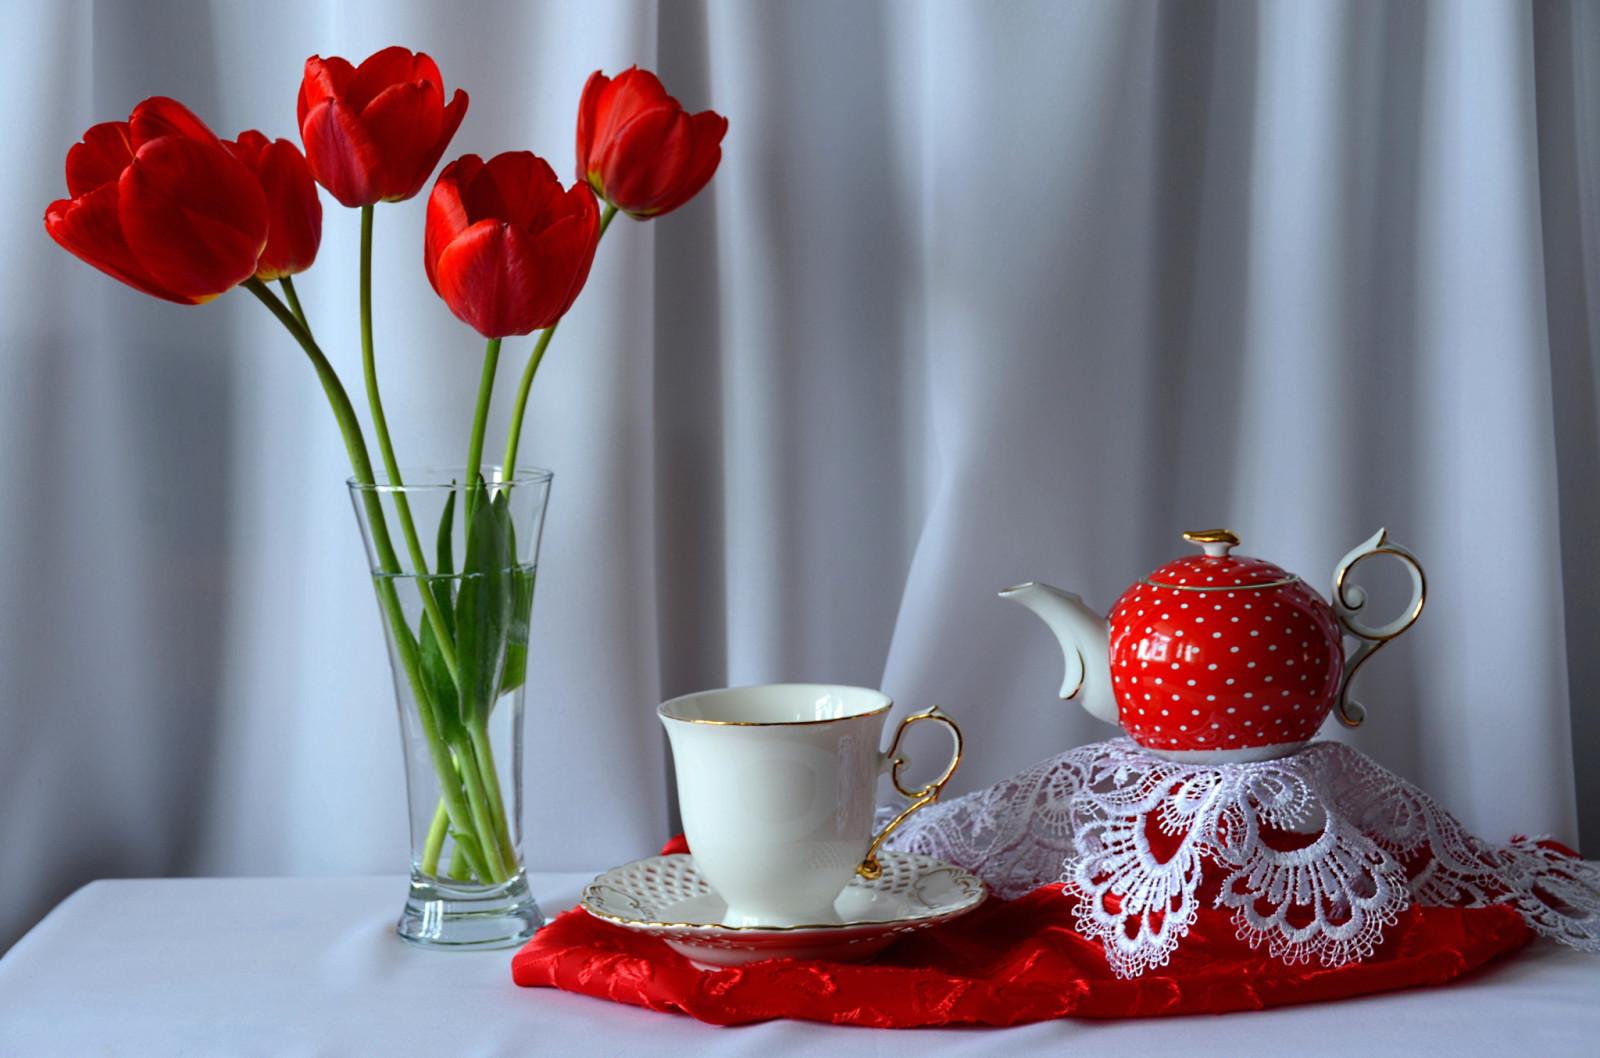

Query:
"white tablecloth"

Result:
[[1, 874, 1595, 1056]]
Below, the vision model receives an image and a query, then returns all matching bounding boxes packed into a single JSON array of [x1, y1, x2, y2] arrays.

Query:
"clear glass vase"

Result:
[[348, 465, 552, 949]]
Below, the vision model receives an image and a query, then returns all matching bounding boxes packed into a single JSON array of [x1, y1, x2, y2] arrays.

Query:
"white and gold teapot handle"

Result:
[[1331, 528, 1426, 726]]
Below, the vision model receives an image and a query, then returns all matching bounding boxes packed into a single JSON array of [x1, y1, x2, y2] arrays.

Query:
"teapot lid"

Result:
[[1142, 529, 1299, 591]]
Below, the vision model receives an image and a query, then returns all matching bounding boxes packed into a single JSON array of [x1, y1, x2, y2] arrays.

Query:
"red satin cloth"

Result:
[[511, 837, 1531, 1027]]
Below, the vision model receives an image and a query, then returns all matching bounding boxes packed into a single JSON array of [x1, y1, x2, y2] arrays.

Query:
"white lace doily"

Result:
[[883, 737, 1600, 978]]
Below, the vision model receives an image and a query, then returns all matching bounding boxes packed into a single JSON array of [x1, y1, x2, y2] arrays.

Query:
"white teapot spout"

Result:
[[999, 582, 1119, 727]]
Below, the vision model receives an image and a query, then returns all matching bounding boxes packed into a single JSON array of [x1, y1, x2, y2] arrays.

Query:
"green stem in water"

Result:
[[454, 735, 508, 883], [359, 205, 460, 682], [421, 798, 450, 876], [469, 720, 517, 870], [447, 842, 469, 881], [501, 203, 619, 474], [450, 831, 490, 884]]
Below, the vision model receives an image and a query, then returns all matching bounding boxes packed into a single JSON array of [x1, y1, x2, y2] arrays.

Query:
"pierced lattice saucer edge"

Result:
[[580, 849, 987, 937]]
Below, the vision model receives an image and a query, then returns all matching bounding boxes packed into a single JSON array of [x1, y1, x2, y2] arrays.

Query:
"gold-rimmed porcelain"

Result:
[[580, 850, 986, 968], [1002, 526, 1427, 764], [658, 684, 963, 927]]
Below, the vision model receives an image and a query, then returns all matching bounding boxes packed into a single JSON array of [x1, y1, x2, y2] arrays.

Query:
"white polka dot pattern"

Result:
[[1145, 551, 1290, 589], [1108, 554, 1344, 753]]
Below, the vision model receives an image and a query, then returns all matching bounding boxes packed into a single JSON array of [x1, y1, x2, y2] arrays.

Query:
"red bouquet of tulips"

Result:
[[46, 48, 726, 924]]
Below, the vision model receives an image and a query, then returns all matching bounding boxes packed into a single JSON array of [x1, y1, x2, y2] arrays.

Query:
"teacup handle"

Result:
[[1332, 528, 1426, 727], [857, 706, 963, 880]]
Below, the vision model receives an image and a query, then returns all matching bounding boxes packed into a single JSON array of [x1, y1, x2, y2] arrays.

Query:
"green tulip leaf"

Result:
[[491, 492, 533, 696], [437, 489, 458, 576], [431, 490, 458, 639], [420, 613, 463, 744], [498, 566, 536, 696], [454, 480, 513, 728]]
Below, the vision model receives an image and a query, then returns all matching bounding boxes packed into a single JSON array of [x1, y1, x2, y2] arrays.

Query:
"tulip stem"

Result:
[[359, 204, 459, 683], [501, 204, 619, 473], [598, 201, 620, 240], [465, 338, 501, 516], [280, 276, 310, 334], [421, 797, 450, 876], [243, 280, 374, 511], [245, 277, 497, 886], [501, 324, 555, 475]]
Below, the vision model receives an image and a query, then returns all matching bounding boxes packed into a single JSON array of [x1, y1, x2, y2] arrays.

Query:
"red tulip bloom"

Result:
[[425, 152, 601, 339], [226, 131, 322, 281], [299, 47, 468, 208], [44, 97, 269, 304], [575, 67, 727, 219]]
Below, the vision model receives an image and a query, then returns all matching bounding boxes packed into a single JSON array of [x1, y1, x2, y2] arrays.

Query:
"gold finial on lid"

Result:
[[1183, 528, 1240, 557]]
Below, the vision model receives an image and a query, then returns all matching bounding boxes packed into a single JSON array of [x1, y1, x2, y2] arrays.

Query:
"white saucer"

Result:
[[580, 850, 987, 967]]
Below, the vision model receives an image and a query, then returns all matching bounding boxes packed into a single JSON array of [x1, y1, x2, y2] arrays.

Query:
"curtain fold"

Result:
[[0, 0, 1594, 953]]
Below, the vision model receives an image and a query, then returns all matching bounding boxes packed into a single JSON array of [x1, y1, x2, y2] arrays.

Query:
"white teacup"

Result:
[[658, 684, 963, 928]]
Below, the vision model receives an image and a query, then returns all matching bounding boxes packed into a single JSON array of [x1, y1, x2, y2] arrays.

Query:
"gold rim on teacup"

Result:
[[657, 683, 893, 727]]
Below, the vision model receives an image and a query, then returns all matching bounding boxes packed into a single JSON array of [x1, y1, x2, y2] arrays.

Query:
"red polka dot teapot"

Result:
[[1001, 528, 1426, 763]]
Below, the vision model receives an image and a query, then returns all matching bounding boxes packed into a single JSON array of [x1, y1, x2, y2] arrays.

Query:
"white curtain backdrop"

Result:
[[2, 0, 1597, 952]]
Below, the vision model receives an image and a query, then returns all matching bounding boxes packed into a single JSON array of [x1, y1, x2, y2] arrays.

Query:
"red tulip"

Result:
[[44, 97, 269, 304], [226, 131, 322, 281], [425, 152, 600, 339], [575, 67, 727, 219], [298, 47, 468, 208]]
